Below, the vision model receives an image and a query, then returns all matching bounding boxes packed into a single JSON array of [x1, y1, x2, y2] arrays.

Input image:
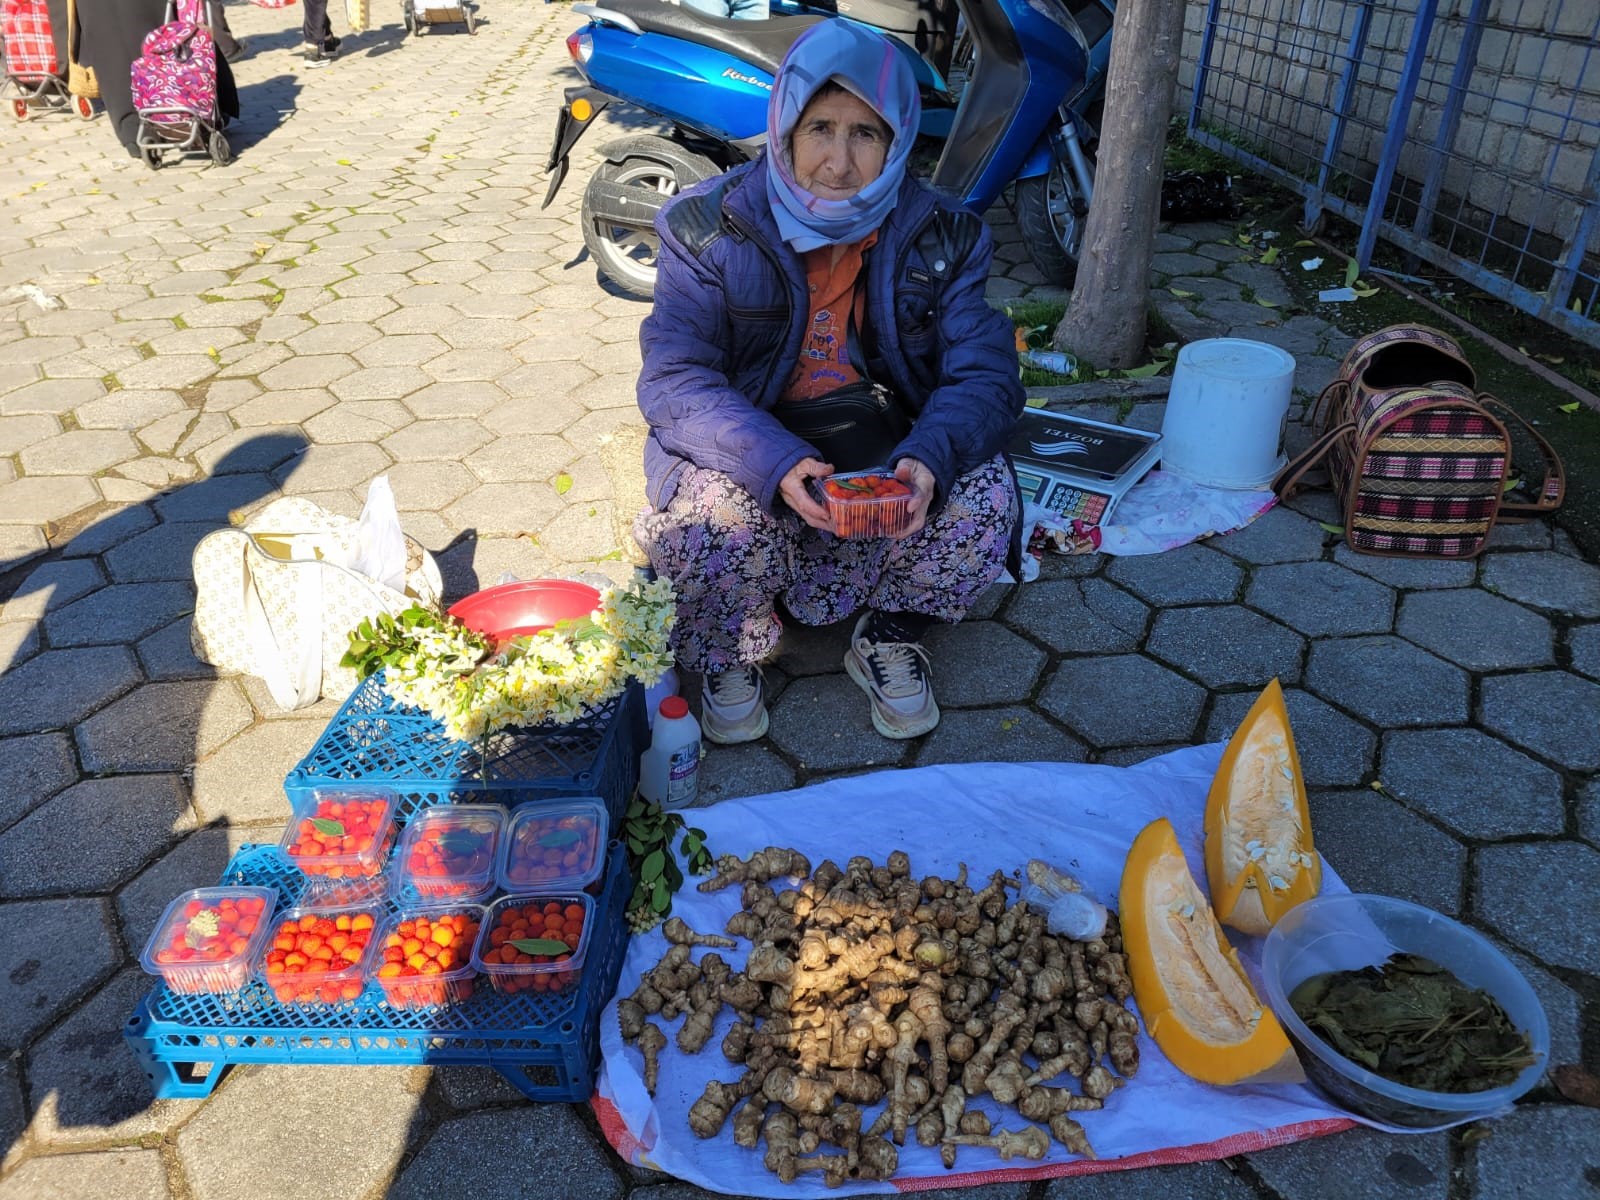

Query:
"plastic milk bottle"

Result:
[[639, 696, 701, 809]]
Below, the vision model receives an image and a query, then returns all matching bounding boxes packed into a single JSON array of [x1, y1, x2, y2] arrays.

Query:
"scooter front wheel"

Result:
[[1014, 155, 1094, 288], [580, 151, 717, 300]]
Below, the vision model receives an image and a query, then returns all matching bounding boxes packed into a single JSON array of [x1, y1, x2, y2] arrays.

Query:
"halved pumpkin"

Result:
[[1205, 679, 1322, 937], [1120, 817, 1302, 1086]]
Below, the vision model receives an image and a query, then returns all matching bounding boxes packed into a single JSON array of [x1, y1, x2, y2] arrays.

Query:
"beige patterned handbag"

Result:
[[191, 497, 443, 710]]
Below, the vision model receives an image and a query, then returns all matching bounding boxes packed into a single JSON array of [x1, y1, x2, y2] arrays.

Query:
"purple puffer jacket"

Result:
[[637, 159, 1024, 515]]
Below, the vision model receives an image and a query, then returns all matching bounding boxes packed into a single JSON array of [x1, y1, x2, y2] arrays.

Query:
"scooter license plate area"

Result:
[[542, 92, 611, 208]]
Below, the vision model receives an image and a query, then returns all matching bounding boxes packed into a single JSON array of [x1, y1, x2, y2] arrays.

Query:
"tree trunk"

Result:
[[1053, 0, 1186, 369]]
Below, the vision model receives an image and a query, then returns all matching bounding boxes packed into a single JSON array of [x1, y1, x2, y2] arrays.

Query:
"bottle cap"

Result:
[[659, 695, 689, 720]]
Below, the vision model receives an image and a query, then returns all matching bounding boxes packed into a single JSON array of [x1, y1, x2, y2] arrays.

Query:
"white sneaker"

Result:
[[701, 666, 768, 745], [843, 613, 940, 739]]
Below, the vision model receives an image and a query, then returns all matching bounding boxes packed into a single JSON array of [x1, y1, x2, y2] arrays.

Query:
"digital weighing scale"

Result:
[[1006, 408, 1163, 526]]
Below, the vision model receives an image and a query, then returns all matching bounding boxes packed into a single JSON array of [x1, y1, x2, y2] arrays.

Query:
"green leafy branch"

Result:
[[623, 795, 714, 933], [341, 606, 485, 681]]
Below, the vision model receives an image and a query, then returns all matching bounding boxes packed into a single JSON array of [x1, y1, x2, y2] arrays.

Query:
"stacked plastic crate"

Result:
[[125, 673, 646, 1102]]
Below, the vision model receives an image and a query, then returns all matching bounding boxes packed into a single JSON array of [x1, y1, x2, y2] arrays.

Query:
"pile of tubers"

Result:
[[616, 847, 1140, 1188]]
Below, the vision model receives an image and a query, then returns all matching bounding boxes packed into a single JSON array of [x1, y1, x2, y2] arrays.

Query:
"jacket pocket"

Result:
[[895, 289, 939, 390]]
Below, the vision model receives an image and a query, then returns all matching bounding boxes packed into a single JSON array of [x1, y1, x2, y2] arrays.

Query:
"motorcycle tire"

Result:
[[580, 149, 718, 300], [1014, 154, 1095, 288]]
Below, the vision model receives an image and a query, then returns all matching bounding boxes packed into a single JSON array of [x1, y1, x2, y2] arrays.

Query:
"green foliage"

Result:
[[341, 606, 482, 681], [623, 795, 714, 928]]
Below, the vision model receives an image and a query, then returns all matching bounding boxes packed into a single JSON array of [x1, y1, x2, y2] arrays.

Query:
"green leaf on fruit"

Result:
[[310, 818, 346, 837], [439, 831, 484, 855], [538, 829, 582, 849], [510, 938, 570, 956]]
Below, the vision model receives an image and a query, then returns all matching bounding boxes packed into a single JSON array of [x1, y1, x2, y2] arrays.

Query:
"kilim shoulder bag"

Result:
[[1274, 323, 1564, 559]]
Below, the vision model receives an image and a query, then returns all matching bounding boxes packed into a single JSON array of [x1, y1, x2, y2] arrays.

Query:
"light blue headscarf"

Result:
[[764, 21, 921, 252]]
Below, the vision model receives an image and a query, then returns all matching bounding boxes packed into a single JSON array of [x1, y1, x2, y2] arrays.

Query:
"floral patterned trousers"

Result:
[[634, 455, 1017, 673]]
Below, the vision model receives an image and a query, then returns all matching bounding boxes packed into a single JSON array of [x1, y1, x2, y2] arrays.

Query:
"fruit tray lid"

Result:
[[496, 797, 609, 893], [393, 805, 506, 898]]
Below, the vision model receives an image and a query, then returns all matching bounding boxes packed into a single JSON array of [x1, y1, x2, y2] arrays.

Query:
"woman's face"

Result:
[[790, 88, 892, 201]]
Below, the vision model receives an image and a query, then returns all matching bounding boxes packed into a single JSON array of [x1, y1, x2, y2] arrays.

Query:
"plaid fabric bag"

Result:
[[1275, 323, 1564, 559], [2, 0, 59, 79]]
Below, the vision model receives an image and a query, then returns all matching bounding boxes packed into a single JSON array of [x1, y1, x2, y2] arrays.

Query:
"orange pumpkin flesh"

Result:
[[1120, 817, 1302, 1086], [1205, 679, 1322, 937]]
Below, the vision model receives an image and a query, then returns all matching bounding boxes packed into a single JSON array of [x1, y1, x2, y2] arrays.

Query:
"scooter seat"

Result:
[[588, 0, 825, 77]]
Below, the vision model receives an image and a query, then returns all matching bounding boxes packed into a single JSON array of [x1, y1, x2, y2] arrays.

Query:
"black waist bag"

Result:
[[775, 380, 911, 474]]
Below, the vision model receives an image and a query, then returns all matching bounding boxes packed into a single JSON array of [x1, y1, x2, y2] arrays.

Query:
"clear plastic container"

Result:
[[1261, 893, 1550, 1128], [471, 893, 594, 996], [371, 904, 485, 1010], [496, 798, 608, 894], [280, 787, 399, 883], [393, 805, 505, 902], [819, 470, 913, 539], [141, 887, 277, 994], [260, 904, 383, 1008]]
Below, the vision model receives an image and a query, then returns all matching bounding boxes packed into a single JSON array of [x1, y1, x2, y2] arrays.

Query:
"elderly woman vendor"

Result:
[[634, 21, 1022, 745]]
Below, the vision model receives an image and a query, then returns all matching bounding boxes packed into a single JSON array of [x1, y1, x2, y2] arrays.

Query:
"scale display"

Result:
[[1007, 409, 1163, 527]]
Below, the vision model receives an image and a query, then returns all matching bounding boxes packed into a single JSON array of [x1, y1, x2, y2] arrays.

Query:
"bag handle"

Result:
[[1308, 378, 1349, 431], [240, 544, 324, 710], [1272, 421, 1355, 501], [1475, 393, 1567, 519]]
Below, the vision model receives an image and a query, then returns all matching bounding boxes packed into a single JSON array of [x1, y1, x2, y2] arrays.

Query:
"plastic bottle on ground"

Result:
[[638, 695, 701, 809], [1019, 349, 1078, 376]]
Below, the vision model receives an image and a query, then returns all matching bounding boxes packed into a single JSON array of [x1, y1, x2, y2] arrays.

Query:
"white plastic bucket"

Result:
[[1159, 339, 1297, 489]]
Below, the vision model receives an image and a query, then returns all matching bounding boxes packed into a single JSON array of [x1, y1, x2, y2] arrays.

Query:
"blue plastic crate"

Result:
[[125, 841, 633, 1103], [282, 674, 647, 828]]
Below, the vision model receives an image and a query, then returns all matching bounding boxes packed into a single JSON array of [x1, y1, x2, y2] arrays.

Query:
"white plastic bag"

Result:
[[1021, 857, 1109, 940], [348, 476, 407, 595]]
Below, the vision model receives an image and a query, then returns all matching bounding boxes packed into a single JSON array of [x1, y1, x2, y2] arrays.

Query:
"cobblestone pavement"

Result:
[[1, 3, 1596, 1198]]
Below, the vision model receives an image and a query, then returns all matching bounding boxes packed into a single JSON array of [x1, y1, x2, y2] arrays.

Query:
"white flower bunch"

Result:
[[380, 578, 677, 743]]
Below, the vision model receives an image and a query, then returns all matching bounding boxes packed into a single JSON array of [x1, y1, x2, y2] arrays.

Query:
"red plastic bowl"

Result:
[[448, 580, 601, 643]]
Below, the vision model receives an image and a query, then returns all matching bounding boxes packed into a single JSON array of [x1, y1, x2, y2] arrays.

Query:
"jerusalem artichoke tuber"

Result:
[[638, 1022, 667, 1096]]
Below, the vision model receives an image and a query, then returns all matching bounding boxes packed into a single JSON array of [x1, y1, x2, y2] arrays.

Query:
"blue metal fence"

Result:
[[1188, 0, 1600, 349]]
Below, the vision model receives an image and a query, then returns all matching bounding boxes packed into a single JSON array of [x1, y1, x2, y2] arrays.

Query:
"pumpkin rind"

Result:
[[1120, 817, 1302, 1086], [1204, 679, 1322, 937]]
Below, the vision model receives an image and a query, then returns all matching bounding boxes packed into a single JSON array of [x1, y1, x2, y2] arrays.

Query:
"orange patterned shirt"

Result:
[[783, 231, 879, 403]]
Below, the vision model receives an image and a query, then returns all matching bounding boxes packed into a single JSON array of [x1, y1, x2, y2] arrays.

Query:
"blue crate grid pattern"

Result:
[[126, 841, 633, 1103], [284, 675, 647, 827]]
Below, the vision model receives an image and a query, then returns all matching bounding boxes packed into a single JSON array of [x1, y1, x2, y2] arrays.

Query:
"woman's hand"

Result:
[[892, 457, 936, 539], [779, 457, 836, 533]]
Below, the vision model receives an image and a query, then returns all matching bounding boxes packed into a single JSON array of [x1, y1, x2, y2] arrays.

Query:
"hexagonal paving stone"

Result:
[[57, 504, 157, 556], [1581, 780, 1599, 847], [445, 482, 562, 538], [286, 322, 381, 356], [1380, 728, 1564, 838], [1245, 561, 1396, 637], [175, 1065, 426, 1200], [0, 731, 76, 831], [1481, 550, 1600, 616], [1479, 671, 1600, 769], [1474, 1106, 1600, 1200], [696, 742, 798, 808], [465, 434, 575, 483], [1205, 687, 1375, 787], [259, 354, 359, 391], [42, 582, 193, 646], [918, 706, 1087, 767], [1305, 636, 1468, 728], [190, 718, 336, 825], [153, 472, 281, 522], [383, 461, 479, 511], [0, 377, 105, 415], [1246, 1125, 1449, 1200], [353, 333, 448, 368], [329, 365, 432, 402], [769, 675, 913, 771], [1331, 542, 1475, 589], [305, 401, 416, 443], [0, 412, 62, 453], [422, 347, 517, 382], [23, 968, 201, 1150], [116, 355, 218, 390], [538, 502, 621, 561], [0, 897, 117, 1050], [1475, 841, 1600, 974], [0, 774, 194, 897], [1038, 656, 1205, 748], [1395, 588, 1553, 671], [0, 1148, 172, 1199], [1309, 790, 1465, 915], [274, 442, 391, 494], [0, 475, 100, 525], [1147, 606, 1304, 688], [482, 393, 587, 437], [922, 622, 1045, 706], [1104, 542, 1243, 605], [117, 824, 273, 953], [194, 428, 308, 476], [76, 680, 252, 773], [1571, 623, 1600, 681], [389, 1107, 624, 1200], [230, 387, 338, 427], [0, 1060, 27, 1169], [1, 557, 106, 622], [381, 418, 494, 462], [404, 380, 509, 419], [72, 388, 186, 430], [1206, 506, 1327, 564], [0, 646, 141, 736], [1005, 578, 1148, 654]]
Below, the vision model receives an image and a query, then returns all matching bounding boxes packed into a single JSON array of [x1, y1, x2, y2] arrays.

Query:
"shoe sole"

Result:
[[844, 651, 940, 739], [701, 705, 768, 746]]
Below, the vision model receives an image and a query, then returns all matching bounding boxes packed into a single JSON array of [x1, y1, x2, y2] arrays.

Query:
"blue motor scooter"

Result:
[[542, 0, 1110, 298]]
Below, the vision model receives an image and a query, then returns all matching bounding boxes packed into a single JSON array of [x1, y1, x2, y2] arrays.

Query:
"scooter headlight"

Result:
[[566, 30, 594, 63]]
